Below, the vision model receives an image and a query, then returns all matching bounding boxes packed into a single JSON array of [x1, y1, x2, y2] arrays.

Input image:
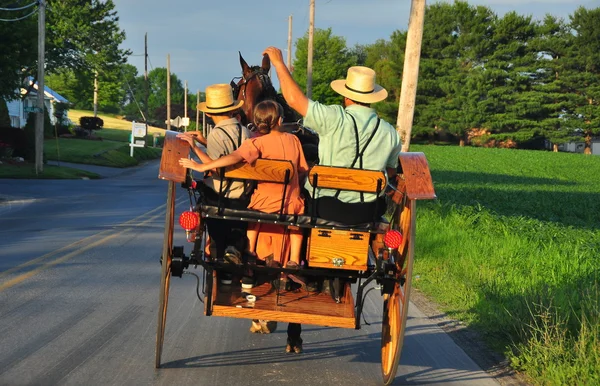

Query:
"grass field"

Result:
[[410, 144, 600, 385], [67, 109, 165, 142]]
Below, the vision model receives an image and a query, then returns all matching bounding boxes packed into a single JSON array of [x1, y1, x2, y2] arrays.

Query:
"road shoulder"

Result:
[[410, 289, 530, 386]]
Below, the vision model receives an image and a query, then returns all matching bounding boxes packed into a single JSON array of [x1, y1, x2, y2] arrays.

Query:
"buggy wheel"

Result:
[[155, 181, 176, 368], [381, 198, 416, 385]]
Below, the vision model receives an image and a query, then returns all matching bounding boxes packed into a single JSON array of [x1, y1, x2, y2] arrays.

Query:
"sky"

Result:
[[111, 0, 599, 95]]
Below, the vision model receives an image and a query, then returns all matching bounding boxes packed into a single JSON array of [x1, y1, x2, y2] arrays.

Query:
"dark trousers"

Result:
[[205, 218, 247, 260], [287, 322, 302, 341], [196, 182, 249, 260]]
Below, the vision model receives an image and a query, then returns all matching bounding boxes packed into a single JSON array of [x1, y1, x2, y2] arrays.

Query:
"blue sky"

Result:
[[112, 0, 599, 95]]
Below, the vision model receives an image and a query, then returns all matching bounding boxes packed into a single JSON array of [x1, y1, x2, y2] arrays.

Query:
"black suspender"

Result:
[[215, 123, 242, 153], [334, 114, 381, 202]]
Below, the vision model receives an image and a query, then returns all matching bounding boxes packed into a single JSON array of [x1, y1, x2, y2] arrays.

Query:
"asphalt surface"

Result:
[[0, 160, 503, 385]]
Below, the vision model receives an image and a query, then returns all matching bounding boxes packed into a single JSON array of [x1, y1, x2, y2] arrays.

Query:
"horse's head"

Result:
[[231, 52, 277, 126]]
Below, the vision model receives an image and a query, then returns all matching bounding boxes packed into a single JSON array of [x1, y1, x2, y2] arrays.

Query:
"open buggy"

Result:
[[155, 130, 436, 385]]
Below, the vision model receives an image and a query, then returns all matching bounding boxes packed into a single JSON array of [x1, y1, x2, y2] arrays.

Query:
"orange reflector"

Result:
[[384, 230, 403, 249], [179, 211, 199, 231]]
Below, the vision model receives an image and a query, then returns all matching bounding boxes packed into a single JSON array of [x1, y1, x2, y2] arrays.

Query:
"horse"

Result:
[[231, 52, 319, 165]]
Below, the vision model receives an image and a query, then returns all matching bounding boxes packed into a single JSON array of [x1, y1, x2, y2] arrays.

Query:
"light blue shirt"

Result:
[[303, 100, 401, 203]]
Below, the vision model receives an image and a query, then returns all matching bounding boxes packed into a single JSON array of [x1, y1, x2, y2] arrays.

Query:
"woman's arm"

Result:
[[179, 152, 244, 173]]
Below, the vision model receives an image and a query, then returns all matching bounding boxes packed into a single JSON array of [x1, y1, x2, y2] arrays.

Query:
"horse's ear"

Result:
[[239, 51, 250, 75], [261, 54, 271, 73]]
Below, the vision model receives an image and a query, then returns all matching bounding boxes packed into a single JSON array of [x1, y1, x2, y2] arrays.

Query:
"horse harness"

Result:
[[230, 68, 273, 102]]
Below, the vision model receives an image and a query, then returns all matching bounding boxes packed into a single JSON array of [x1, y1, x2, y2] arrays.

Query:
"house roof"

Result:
[[26, 77, 69, 104]]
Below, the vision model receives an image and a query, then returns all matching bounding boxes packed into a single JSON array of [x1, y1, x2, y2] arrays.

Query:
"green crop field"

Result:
[[410, 144, 600, 385]]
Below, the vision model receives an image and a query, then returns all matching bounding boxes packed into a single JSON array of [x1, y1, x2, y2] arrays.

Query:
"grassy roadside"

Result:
[[410, 144, 600, 385], [0, 163, 100, 179], [0, 110, 163, 179]]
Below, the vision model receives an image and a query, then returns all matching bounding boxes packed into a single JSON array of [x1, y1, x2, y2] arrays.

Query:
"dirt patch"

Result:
[[410, 289, 530, 386]]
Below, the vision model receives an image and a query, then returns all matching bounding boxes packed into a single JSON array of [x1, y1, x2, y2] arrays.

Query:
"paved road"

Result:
[[0, 161, 499, 385]]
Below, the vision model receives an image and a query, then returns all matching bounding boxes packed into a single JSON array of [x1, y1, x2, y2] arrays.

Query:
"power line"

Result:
[[0, 1, 37, 11], [0, 7, 37, 21], [120, 67, 146, 121]]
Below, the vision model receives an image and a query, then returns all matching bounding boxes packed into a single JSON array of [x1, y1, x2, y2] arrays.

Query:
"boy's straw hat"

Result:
[[197, 83, 244, 113]]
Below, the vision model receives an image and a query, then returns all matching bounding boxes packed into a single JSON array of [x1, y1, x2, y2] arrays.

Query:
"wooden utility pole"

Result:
[[397, 0, 426, 152], [196, 90, 200, 132], [35, 0, 46, 174], [166, 55, 171, 132], [287, 15, 293, 72], [306, 0, 315, 98], [184, 81, 188, 132], [93, 71, 98, 117], [144, 33, 149, 124]]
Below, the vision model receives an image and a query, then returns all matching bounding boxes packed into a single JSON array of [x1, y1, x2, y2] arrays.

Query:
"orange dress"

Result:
[[234, 132, 308, 264], [234, 132, 308, 215]]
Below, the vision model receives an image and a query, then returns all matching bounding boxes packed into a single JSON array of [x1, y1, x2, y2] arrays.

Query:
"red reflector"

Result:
[[384, 230, 403, 249], [179, 211, 199, 231]]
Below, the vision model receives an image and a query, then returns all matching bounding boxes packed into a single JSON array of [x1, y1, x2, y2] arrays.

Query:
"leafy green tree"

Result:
[[529, 15, 580, 150], [568, 7, 600, 154], [293, 28, 356, 104], [0, 4, 36, 99]]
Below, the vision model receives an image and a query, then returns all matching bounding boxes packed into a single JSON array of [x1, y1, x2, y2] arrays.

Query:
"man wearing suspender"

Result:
[[263, 47, 402, 224], [178, 83, 251, 267]]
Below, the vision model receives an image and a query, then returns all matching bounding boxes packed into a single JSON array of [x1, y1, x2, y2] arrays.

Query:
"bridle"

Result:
[[230, 68, 274, 103]]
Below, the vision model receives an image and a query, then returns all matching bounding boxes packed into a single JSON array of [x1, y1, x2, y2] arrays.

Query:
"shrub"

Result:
[[0, 102, 11, 127], [79, 116, 104, 136], [0, 126, 27, 158]]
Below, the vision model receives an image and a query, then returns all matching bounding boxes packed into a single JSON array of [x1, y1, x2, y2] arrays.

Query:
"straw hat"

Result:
[[330, 66, 388, 104], [197, 83, 244, 113]]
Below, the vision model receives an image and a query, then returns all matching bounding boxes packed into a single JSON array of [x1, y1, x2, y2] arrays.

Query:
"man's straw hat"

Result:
[[330, 66, 388, 104], [197, 83, 244, 113]]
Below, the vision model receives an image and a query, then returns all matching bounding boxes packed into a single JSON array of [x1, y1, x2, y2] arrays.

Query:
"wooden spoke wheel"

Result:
[[381, 198, 416, 385], [155, 181, 176, 368]]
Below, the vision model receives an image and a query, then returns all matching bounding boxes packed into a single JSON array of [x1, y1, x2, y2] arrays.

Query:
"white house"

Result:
[[4, 79, 70, 128]]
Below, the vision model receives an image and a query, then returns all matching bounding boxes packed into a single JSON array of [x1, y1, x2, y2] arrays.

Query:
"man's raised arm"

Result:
[[262, 47, 309, 117]]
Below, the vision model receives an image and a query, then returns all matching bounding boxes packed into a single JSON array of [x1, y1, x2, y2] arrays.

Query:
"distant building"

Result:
[[4, 78, 70, 128], [557, 138, 600, 156]]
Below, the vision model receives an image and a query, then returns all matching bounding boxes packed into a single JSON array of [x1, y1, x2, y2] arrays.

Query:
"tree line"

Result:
[[2, 1, 598, 150], [292, 2, 600, 152]]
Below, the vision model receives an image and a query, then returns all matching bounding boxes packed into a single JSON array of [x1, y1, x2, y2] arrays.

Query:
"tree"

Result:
[[0, 5, 36, 100], [568, 7, 600, 154], [293, 28, 356, 104]]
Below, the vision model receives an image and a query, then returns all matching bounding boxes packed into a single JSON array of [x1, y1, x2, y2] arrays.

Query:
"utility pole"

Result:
[[195, 90, 200, 132], [397, 0, 426, 152], [144, 33, 149, 124], [93, 71, 98, 117], [287, 15, 293, 72], [166, 55, 171, 132], [307, 0, 315, 98], [35, 0, 46, 174], [184, 80, 188, 132]]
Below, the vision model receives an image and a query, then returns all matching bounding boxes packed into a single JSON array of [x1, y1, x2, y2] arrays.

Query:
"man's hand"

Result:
[[177, 131, 207, 147], [262, 47, 285, 67]]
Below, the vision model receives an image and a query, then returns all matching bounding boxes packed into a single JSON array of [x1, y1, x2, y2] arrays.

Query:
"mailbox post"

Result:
[[130, 121, 147, 157]]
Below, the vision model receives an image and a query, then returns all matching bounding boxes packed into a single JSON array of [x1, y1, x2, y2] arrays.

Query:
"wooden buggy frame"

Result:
[[155, 131, 436, 385]]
